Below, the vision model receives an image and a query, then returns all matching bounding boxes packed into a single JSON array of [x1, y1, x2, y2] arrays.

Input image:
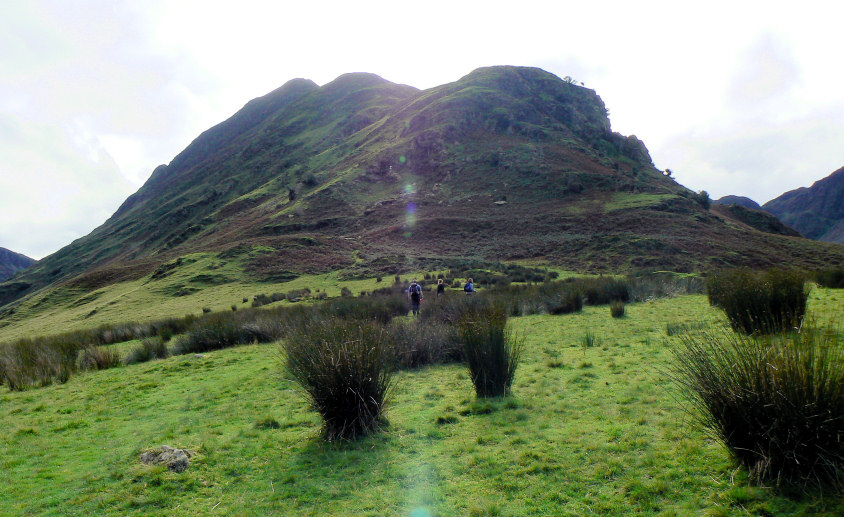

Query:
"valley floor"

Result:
[[1, 292, 842, 516]]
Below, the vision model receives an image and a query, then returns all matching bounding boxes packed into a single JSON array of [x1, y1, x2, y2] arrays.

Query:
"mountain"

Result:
[[2, 66, 844, 321], [710, 204, 801, 238], [0, 248, 34, 282], [713, 195, 760, 209], [762, 166, 844, 244]]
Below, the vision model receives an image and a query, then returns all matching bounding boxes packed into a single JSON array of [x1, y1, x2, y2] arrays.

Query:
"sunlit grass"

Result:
[[0, 292, 841, 515]]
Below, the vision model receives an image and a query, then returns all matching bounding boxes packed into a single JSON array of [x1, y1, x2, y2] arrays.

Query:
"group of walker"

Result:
[[407, 277, 476, 316]]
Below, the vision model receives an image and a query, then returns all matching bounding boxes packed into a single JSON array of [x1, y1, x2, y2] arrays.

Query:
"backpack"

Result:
[[464, 282, 472, 292], [410, 283, 421, 301]]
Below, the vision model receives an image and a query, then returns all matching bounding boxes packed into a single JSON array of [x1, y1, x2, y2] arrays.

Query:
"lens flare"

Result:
[[399, 155, 407, 164], [404, 202, 417, 230], [410, 509, 432, 517]]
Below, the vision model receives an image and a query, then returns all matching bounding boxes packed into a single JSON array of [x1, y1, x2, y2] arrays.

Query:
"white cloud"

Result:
[[0, 113, 134, 259]]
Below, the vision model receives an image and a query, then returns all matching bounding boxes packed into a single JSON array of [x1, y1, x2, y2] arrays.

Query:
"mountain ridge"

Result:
[[2, 65, 843, 319], [762, 166, 844, 244], [0, 248, 34, 282]]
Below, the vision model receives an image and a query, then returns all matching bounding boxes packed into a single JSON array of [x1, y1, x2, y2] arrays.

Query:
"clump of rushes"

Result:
[[671, 326, 844, 488], [582, 330, 598, 349], [389, 318, 463, 369], [283, 316, 395, 441], [610, 300, 626, 318], [459, 303, 522, 398], [126, 337, 170, 365], [0, 339, 79, 390], [78, 346, 122, 371], [707, 268, 809, 334], [172, 313, 250, 354], [815, 267, 844, 288]]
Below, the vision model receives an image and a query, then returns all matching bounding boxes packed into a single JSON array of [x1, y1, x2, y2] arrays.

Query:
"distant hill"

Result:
[[713, 195, 760, 209], [763, 166, 844, 244], [0, 248, 35, 281], [2, 66, 844, 325], [711, 204, 801, 237]]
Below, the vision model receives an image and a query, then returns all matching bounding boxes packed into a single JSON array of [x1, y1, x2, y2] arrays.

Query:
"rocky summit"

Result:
[[2, 66, 844, 312]]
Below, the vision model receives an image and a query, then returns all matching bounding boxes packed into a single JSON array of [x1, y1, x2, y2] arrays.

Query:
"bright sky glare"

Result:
[[1, 1, 843, 259]]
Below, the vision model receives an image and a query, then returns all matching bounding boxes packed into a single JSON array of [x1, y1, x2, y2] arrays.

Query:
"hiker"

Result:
[[464, 278, 476, 294], [436, 278, 445, 297], [408, 278, 423, 315]]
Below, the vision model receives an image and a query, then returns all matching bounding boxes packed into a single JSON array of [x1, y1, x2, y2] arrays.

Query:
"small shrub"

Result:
[[283, 317, 395, 440], [126, 337, 170, 365], [340, 286, 353, 297], [671, 327, 844, 488], [707, 268, 809, 334], [78, 346, 121, 371], [610, 301, 625, 318], [694, 190, 711, 209], [459, 304, 522, 398], [231, 305, 238, 312], [158, 326, 174, 342], [202, 307, 212, 314], [243, 297, 249, 303]]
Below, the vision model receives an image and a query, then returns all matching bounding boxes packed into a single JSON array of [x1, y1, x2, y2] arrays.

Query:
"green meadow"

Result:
[[2, 288, 842, 516]]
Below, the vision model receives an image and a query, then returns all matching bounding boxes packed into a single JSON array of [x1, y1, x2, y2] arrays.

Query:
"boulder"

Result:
[[140, 445, 194, 473]]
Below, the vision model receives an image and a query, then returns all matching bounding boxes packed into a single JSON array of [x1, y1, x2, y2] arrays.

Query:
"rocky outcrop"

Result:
[[139, 445, 194, 472]]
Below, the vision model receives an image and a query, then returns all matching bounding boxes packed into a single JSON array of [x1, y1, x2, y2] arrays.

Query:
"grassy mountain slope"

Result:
[[0, 248, 34, 282], [2, 66, 844, 334], [763, 166, 844, 243], [710, 204, 801, 237]]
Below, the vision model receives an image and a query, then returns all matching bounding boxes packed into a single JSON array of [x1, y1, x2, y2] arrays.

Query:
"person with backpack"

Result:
[[408, 279, 423, 315], [436, 278, 445, 297], [464, 278, 476, 294]]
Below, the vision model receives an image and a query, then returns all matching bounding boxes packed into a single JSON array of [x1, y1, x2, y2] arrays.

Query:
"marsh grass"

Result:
[[610, 300, 625, 318], [583, 330, 598, 349], [459, 304, 522, 398], [707, 268, 809, 334], [0, 338, 78, 390], [78, 346, 121, 371], [671, 326, 844, 488], [389, 318, 462, 369], [283, 317, 395, 440], [125, 337, 170, 365]]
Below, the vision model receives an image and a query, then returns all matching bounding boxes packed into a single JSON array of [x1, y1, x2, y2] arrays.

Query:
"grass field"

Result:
[[0, 266, 430, 342], [1, 290, 842, 515]]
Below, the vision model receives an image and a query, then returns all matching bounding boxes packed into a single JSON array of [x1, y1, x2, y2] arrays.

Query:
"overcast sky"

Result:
[[2, 1, 843, 259]]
